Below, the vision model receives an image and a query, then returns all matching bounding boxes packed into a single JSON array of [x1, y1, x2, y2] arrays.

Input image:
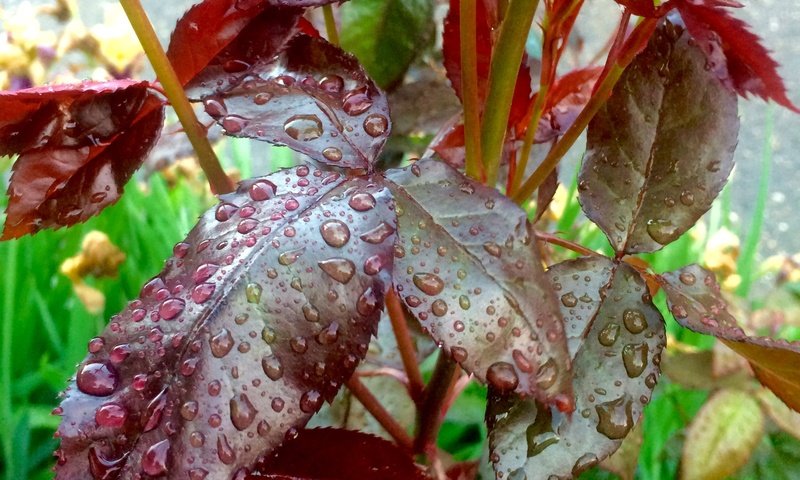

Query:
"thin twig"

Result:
[[414, 351, 459, 453], [535, 231, 596, 257], [460, 0, 485, 181], [346, 376, 414, 451], [386, 288, 425, 403], [119, 0, 234, 194], [322, 4, 340, 46]]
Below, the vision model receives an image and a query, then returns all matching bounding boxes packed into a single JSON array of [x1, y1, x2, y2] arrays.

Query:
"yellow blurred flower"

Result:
[[89, 5, 141, 74], [703, 227, 741, 291], [60, 231, 126, 314]]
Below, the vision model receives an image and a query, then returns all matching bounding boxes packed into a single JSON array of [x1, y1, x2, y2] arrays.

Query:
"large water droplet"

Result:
[[362, 114, 388, 137], [623, 309, 648, 334], [278, 247, 304, 266], [598, 323, 620, 347], [322, 146, 343, 162], [595, 396, 634, 439], [349, 192, 376, 211], [572, 453, 599, 476], [262, 355, 283, 380], [210, 329, 234, 358], [560, 292, 578, 308], [249, 179, 277, 201], [193, 263, 219, 283], [217, 434, 236, 464], [300, 390, 323, 413], [536, 358, 558, 390], [320, 219, 350, 247], [246, 282, 263, 303], [230, 393, 258, 431], [192, 283, 215, 304], [318, 258, 356, 284], [317, 322, 339, 345], [95, 402, 127, 428], [342, 88, 373, 115], [487, 361, 519, 393], [483, 242, 501, 258], [180, 401, 199, 421], [77, 363, 119, 396], [141, 439, 170, 476], [412, 272, 445, 296], [284, 114, 323, 141], [88, 446, 124, 479], [450, 346, 468, 362], [357, 287, 379, 316], [679, 271, 696, 285], [158, 298, 185, 320], [646, 218, 677, 245], [360, 222, 395, 244], [320, 75, 344, 93], [622, 343, 648, 378]]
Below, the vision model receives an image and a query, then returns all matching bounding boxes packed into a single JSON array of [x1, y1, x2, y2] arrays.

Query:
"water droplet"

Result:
[[253, 92, 272, 105], [357, 287, 379, 316], [210, 329, 234, 358], [349, 192, 376, 211], [180, 401, 199, 421], [536, 358, 558, 389], [190, 431, 205, 448], [271, 397, 285, 412], [95, 402, 127, 428], [487, 362, 519, 393], [300, 390, 323, 413], [88, 337, 105, 354], [320, 75, 344, 93], [623, 309, 648, 334], [262, 355, 283, 380], [646, 218, 677, 245], [204, 97, 227, 117], [290, 336, 308, 353], [363, 114, 388, 137], [193, 263, 219, 283], [317, 322, 339, 345], [560, 292, 578, 308], [680, 190, 695, 206], [679, 271, 696, 285], [622, 343, 648, 378], [222, 115, 247, 133], [208, 380, 222, 397], [284, 114, 323, 141], [158, 298, 185, 320], [142, 439, 170, 476], [192, 283, 216, 304], [343, 88, 373, 115], [279, 247, 304, 265], [320, 219, 350, 247], [230, 393, 257, 430], [412, 273, 445, 296], [318, 258, 356, 284], [458, 295, 471, 310], [88, 447, 124, 479], [595, 396, 634, 439], [360, 222, 395, 244], [321, 146, 343, 162], [512, 349, 534, 373], [483, 242, 501, 258], [598, 323, 620, 347], [249, 179, 277, 201], [217, 434, 236, 464], [451, 346, 468, 362], [77, 363, 119, 396], [671, 305, 688, 319], [246, 283, 263, 303], [572, 453, 599, 475], [431, 299, 448, 317]]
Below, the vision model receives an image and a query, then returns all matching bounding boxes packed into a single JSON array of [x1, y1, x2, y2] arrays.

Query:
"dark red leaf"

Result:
[[0, 80, 165, 239], [204, 34, 391, 170], [488, 257, 665, 480], [676, 0, 800, 112], [384, 158, 572, 404], [579, 21, 738, 254], [661, 264, 800, 413], [442, 0, 532, 125], [247, 428, 430, 479], [54, 165, 397, 479]]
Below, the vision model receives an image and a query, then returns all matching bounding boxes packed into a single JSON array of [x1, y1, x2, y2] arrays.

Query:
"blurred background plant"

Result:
[[2, 0, 800, 479]]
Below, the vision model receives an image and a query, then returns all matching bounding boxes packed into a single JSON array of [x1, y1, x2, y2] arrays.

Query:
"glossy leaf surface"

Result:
[[681, 389, 764, 480], [661, 264, 800, 412], [204, 35, 391, 170], [487, 257, 665, 480], [385, 158, 571, 403], [339, 0, 436, 89], [0, 80, 164, 239], [54, 165, 396, 479], [248, 428, 430, 479], [676, 0, 800, 112], [579, 21, 738, 254]]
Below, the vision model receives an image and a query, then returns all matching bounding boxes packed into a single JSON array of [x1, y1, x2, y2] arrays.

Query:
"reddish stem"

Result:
[[346, 376, 414, 451], [535, 231, 596, 257], [414, 351, 459, 454], [386, 288, 425, 403]]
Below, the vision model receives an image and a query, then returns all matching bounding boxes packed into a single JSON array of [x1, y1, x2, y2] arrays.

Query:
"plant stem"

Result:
[[119, 0, 234, 194], [512, 17, 657, 204], [480, 0, 539, 186], [460, 0, 484, 181], [386, 289, 425, 403], [535, 231, 596, 257], [346, 376, 414, 450], [414, 351, 459, 453], [510, 84, 548, 195], [322, 4, 340, 46]]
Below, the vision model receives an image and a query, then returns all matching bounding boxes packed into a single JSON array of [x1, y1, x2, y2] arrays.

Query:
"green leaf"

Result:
[[487, 257, 666, 480], [578, 21, 739, 254], [339, 0, 436, 89], [681, 389, 764, 480]]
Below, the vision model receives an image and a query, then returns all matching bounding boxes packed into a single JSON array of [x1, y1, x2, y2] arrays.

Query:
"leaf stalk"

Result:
[[460, 0, 485, 181], [346, 376, 414, 451], [386, 288, 425, 403]]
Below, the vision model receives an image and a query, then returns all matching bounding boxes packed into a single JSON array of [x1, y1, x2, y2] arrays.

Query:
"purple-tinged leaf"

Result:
[[54, 164, 396, 479], [384, 158, 572, 405], [204, 34, 391, 170], [0, 80, 165, 239], [578, 21, 738, 254], [487, 257, 665, 480], [661, 264, 800, 412], [247, 428, 430, 479]]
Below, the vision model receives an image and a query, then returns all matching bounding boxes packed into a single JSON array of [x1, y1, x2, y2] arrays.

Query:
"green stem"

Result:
[[510, 83, 548, 195], [322, 5, 340, 46], [1, 242, 16, 480], [414, 351, 458, 453], [119, 0, 234, 194], [480, 0, 539, 186], [461, 0, 484, 181]]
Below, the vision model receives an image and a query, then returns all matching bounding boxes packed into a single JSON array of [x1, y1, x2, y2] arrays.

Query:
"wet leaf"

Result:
[[661, 264, 800, 413], [579, 20, 738, 254], [248, 428, 430, 479], [54, 164, 396, 479], [599, 420, 644, 480], [487, 257, 665, 480], [757, 389, 800, 441], [339, 0, 436, 89], [384, 158, 572, 403], [681, 389, 764, 480], [676, 0, 800, 112], [0, 80, 165, 239], [204, 34, 391, 170]]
